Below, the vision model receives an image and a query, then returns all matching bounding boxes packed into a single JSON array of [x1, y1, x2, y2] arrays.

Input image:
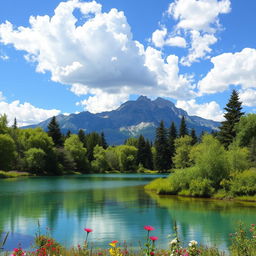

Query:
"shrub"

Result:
[[188, 178, 215, 197]]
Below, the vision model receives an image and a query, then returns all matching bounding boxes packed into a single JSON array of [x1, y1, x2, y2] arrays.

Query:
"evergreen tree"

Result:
[[249, 137, 256, 167], [168, 122, 177, 168], [179, 116, 188, 137], [218, 90, 244, 148], [78, 129, 86, 146], [47, 116, 63, 147], [190, 128, 198, 145], [100, 132, 108, 149], [136, 135, 147, 167], [145, 140, 153, 170], [155, 121, 171, 171], [12, 118, 17, 129], [66, 130, 71, 138]]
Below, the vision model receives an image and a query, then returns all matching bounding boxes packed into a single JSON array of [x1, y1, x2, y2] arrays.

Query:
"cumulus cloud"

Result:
[[199, 48, 256, 94], [167, 0, 231, 65], [176, 99, 224, 121], [0, 54, 9, 60], [0, 92, 60, 126], [0, 0, 196, 113], [240, 89, 256, 107], [151, 27, 186, 48]]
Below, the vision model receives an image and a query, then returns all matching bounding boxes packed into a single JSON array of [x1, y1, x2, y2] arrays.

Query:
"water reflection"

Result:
[[0, 174, 256, 251]]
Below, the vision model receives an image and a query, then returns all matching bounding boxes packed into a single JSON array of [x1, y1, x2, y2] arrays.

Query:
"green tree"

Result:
[[100, 132, 108, 149], [218, 90, 244, 148], [125, 137, 138, 147], [168, 122, 177, 168], [116, 145, 137, 172], [249, 137, 256, 167], [155, 121, 171, 171], [190, 129, 197, 145], [91, 145, 109, 172], [78, 129, 86, 146], [64, 134, 88, 172], [144, 140, 153, 170], [173, 135, 192, 169], [24, 148, 46, 174], [47, 116, 63, 147], [0, 114, 8, 134], [85, 132, 101, 162], [136, 135, 147, 167], [179, 116, 188, 137], [0, 134, 16, 170]]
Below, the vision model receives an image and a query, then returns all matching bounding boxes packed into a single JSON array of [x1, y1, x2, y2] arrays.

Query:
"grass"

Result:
[[0, 170, 32, 179]]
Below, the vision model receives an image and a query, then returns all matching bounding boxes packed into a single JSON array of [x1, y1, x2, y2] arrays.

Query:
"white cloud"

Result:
[[176, 99, 224, 121], [166, 36, 186, 48], [0, 54, 9, 60], [77, 91, 129, 113], [199, 48, 256, 94], [0, 91, 5, 101], [181, 30, 217, 66], [240, 89, 256, 107], [0, 93, 60, 126], [167, 0, 231, 66], [0, 0, 196, 112]]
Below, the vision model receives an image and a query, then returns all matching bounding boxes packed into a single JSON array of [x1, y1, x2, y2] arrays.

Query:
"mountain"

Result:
[[23, 96, 220, 144]]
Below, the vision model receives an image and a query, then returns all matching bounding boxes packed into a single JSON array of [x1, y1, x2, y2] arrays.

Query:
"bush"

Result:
[[188, 178, 215, 197], [230, 169, 256, 196]]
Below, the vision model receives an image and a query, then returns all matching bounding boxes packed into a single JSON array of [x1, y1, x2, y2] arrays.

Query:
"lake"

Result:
[[0, 174, 256, 252]]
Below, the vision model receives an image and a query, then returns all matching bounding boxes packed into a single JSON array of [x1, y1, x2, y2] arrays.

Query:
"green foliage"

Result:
[[116, 145, 137, 172], [188, 178, 214, 197], [125, 137, 138, 147], [64, 135, 88, 172], [0, 134, 16, 170], [136, 135, 153, 169], [91, 145, 109, 172], [155, 121, 171, 171], [168, 122, 177, 168], [0, 114, 8, 134], [85, 132, 102, 162], [229, 169, 256, 196], [173, 135, 192, 169], [179, 116, 188, 137], [47, 116, 63, 147], [24, 148, 46, 174], [235, 114, 256, 147], [227, 143, 250, 172], [190, 128, 198, 145], [218, 90, 244, 148], [190, 135, 229, 188]]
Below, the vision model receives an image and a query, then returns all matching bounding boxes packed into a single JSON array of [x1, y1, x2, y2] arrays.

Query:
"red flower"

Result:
[[150, 252, 155, 255], [251, 224, 255, 227], [144, 225, 155, 231], [111, 240, 118, 244], [84, 228, 93, 233], [150, 236, 158, 241]]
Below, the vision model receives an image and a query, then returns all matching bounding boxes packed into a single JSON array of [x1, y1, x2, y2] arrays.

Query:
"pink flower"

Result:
[[150, 252, 155, 255], [150, 236, 158, 241], [84, 228, 93, 233], [144, 225, 155, 231], [111, 240, 118, 244]]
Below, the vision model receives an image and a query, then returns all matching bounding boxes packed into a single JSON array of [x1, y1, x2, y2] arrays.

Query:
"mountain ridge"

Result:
[[23, 96, 220, 144]]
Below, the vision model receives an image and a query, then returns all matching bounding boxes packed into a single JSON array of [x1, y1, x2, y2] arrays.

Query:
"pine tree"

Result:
[[66, 130, 71, 138], [145, 140, 153, 170], [190, 128, 197, 145], [136, 135, 147, 167], [78, 129, 86, 146], [168, 122, 177, 168], [179, 116, 188, 137], [12, 118, 17, 129], [47, 116, 63, 147], [155, 121, 171, 171], [218, 90, 244, 148], [100, 132, 108, 149]]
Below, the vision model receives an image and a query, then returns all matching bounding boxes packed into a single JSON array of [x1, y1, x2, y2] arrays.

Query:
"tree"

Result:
[[85, 132, 102, 162], [190, 129, 198, 145], [78, 129, 86, 146], [24, 148, 46, 174], [64, 134, 88, 172], [12, 118, 17, 129], [125, 137, 138, 147], [168, 122, 177, 168], [0, 114, 8, 134], [218, 90, 244, 148], [136, 135, 147, 167], [0, 134, 16, 170], [155, 121, 171, 171], [144, 140, 153, 170], [173, 135, 192, 169], [91, 145, 109, 172], [100, 132, 108, 149], [179, 116, 188, 137], [47, 116, 63, 147]]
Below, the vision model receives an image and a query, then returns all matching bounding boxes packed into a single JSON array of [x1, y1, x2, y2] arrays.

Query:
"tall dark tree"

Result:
[[12, 118, 17, 129], [78, 129, 86, 146], [136, 135, 147, 167], [47, 116, 63, 147], [168, 122, 177, 168], [66, 130, 71, 139], [85, 132, 102, 162], [155, 121, 171, 171], [218, 90, 244, 148], [179, 116, 188, 137], [100, 132, 108, 149], [190, 128, 197, 145], [145, 140, 153, 170]]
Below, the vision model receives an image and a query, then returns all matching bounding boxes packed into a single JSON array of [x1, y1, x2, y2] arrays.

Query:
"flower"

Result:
[[111, 240, 118, 244], [188, 240, 198, 247], [84, 228, 93, 233], [144, 225, 155, 231], [170, 238, 178, 245], [109, 241, 118, 247], [150, 236, 158, 241], [150, 252, 155, 255]]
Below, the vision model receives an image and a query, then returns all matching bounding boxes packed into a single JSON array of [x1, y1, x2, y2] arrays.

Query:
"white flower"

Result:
[[188, 240, 198, 247], [170, 238, 178, 245]]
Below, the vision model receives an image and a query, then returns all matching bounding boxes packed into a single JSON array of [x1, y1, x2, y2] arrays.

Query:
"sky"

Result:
[[0, 0, 256, 126]]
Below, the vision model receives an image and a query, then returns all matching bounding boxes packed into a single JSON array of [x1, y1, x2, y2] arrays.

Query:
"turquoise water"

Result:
[[0, 174, 256, 252]]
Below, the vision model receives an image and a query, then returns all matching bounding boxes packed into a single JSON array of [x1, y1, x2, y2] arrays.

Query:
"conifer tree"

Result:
[[190, 128, 198, 145], [100, 132, 108, 149], [145, 140, 153, 170], [218, 90, 244, 148], [168, 122, 177, 168], [136, 135, 147, 167], [155, 121, 171, 171], [47, 116, 63, 147], [179, 116, 188, 137], [78, 129, 86, 146], [66, 130, 71, 138], [12, 118, 17, 129]]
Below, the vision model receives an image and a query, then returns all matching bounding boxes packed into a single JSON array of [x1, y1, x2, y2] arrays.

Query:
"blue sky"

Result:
[[0, 0, 256, 126]]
